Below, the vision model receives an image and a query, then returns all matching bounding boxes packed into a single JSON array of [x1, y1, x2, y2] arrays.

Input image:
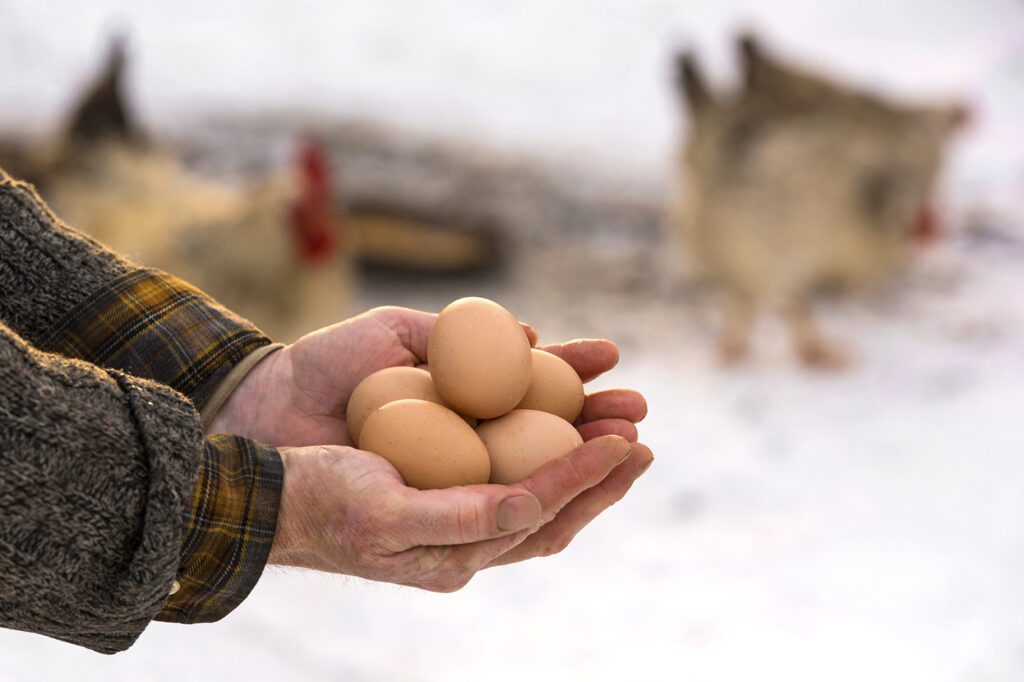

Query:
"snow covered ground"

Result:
[[2, 236, 1023, 681], [1, 1, 1023, 681]]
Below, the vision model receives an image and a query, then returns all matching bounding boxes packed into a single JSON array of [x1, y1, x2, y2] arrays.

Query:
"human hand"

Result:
[[269, 434, 653, 589], [208, 306, 648, 448]]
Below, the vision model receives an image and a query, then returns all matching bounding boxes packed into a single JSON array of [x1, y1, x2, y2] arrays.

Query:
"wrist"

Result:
[[267, 447, 324, 570], [206, 344, 288, 439]]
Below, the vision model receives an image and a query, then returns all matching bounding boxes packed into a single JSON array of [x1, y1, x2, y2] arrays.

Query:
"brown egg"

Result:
[[415, 364, 478, 428], [428, 297, 532, 419], [360, 399, 491, 489], [477, 409, 584, 484], [515, 349, 585, 423], [346, 367, 446, 446]]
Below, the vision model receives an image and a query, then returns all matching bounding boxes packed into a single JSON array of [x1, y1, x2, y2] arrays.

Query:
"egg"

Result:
[[428, 297, 532, 419], [515, 349, 585, 423], [476, 409, 584, 484], [359, 399, 491, 489], [345, 367, 447, 446]]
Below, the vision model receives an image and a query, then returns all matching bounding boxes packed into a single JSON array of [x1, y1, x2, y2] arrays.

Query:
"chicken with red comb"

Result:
[[17, 37, 357, 342]]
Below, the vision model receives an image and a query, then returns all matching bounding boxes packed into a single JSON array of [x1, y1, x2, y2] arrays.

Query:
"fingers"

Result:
[[521, 322, 539, 347], [513, 434, 632, 523], [488, 443, 654, 568], [393, 436, 639, 591], [395, 485, 542, 547], [372, 307, 437, 363], [374, 306, 536, 363], [577, 418, 638, 443], [382, 484, 543, 593], [578, 388, 647, 424], [576, 389, 645, 443], [392, 526, 536, 593], [540, 339, 619, 382]]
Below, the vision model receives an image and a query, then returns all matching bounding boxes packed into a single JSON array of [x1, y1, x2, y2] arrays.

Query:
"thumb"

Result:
[[371, 307, 437, 363], [396, 485, 542, 547], [374, 306, 537, 364]]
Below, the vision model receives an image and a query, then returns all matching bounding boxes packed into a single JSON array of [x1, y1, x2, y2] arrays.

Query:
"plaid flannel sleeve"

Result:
[[158, 434, 282, 623], [36, 268, 283, 623]]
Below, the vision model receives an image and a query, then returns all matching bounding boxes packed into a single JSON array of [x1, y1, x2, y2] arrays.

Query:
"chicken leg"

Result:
[[783, 301, 849, 370]]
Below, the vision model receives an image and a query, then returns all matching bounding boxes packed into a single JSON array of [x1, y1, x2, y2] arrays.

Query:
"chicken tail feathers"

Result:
[[66, 33, 140, 147]]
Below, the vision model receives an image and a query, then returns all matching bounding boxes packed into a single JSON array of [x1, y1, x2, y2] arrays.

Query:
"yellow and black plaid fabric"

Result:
[[38, 268, 272, 409], [36, 268, 282, 623], [158, 434, 282, 623]]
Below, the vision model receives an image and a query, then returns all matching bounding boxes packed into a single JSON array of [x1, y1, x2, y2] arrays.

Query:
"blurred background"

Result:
[[1, 0, 1023, 680]]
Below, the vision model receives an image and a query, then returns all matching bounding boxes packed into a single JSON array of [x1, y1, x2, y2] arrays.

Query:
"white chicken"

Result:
[[19, 37, 354, 343]]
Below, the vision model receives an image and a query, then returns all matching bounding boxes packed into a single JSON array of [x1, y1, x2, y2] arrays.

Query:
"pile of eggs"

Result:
[[346, 297, 587, 489]]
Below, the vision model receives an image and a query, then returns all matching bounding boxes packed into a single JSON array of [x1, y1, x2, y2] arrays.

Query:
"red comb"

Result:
[[949, 102, 972, 130], [290, 137, 341, 264], [910, 203, 940, 245], [298, 138, 331, 196]]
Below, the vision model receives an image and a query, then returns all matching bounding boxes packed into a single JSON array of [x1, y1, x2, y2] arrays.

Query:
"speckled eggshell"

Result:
[[515, 349, 585, 423], [359, 399, 491, 490], [477, 409, 584, 484], [428, 297, 532, 419], [346, 367, 447, 446]]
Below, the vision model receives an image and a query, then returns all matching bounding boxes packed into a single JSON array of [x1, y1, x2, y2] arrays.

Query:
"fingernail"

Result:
[[638, 457, 654, 475], [497, 495, 541, 531], [607, 435, 633, 464]]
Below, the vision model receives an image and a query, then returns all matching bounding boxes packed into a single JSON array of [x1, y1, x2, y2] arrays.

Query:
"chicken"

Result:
[[669, 35, 966, 368], [18, 38, 353, 343]]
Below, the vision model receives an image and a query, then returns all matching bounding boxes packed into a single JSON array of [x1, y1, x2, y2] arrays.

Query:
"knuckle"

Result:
[[560, 452, 590, 491], [539, 534, 573, 558], [597, 477, 628, 505], [454, 498, 485, 543], [368, 305, 407, 326], [416, 546, 454, 577], [429, 571, 474, 593], [413, 547, 477, 593], [445, 553, 474, 581]]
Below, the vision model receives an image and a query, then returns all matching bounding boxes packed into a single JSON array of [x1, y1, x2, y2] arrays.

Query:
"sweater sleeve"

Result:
[[0, 320, 283, 654], [0, 166, 283, 650], [0, 166, 134, 343], [0, 319, 197, 653], [0, 168, 272, 412]]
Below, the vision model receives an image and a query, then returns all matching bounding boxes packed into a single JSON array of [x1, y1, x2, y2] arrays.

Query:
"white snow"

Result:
[[3, 238, 1024, 681], [1, 2, 1024, 680]]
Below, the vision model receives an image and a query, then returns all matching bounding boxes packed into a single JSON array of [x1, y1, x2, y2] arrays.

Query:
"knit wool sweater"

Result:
[[0, 167, 281, 653]]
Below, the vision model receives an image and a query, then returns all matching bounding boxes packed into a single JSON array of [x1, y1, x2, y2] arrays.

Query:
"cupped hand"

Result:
[[208, 306, 648, 448], [213, 305, 653, 584], [270, 434, 653, 589]]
